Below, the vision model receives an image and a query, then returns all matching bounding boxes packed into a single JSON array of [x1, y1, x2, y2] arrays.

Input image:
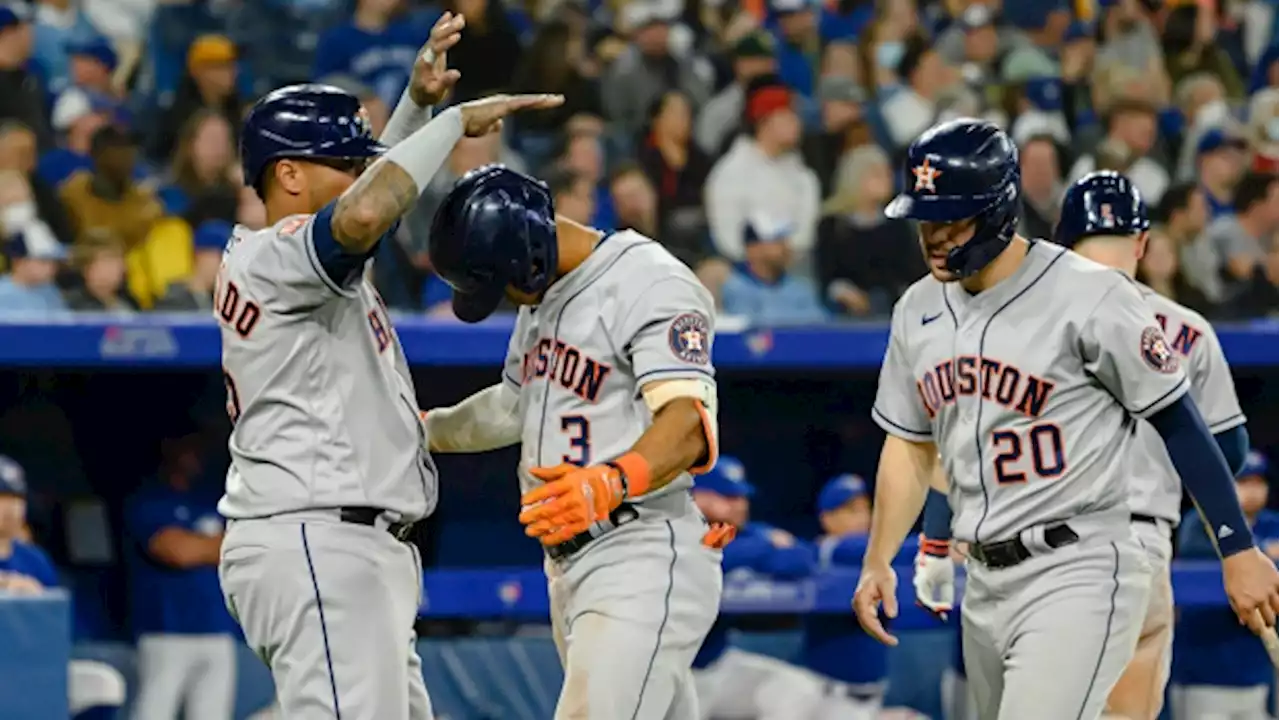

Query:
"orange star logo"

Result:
[[912, 158, 943, 193]]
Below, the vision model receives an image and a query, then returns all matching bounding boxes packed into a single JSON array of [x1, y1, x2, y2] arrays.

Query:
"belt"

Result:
[[1131, 514, 1159, 525], [546, 504, 639, 561], [969, 524, 1079, 569], [340, 506, 415, 541]]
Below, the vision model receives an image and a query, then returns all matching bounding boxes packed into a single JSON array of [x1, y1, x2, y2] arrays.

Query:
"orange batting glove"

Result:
[[702, 522, 737, 549], [520, 453, 652, 546]]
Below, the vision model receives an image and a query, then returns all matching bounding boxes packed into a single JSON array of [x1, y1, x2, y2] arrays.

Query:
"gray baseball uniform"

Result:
[[214, 214, 437, 720], [503, 230, 723, 720], [873, 242, 1184, 720]]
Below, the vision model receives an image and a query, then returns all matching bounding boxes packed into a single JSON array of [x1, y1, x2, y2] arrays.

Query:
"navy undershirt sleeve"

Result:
[[921, 490, 953, 544], [1213, 424, 1250, 477], [311, 202, 389, 288], [1148, 394, 1254, 557]]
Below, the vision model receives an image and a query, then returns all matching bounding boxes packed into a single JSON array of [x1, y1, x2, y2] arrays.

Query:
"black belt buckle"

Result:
[[340, 506, 414, 541], [546, 504, 639, 561], [972, 524, 1079, 569]]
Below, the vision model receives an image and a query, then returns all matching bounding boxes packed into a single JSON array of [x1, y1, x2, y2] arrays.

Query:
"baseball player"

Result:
[[913, 171, 1255, 720], [214, 15, 562, 719], [421, 164, 723, 719], [851, 119, 1278, 720], [802, 474, 894, 720], [688, 456, 825, 720], [1173, 450, 1279, 720]]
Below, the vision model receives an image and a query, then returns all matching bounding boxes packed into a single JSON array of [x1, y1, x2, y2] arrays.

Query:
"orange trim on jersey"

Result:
[[687, 402, 719, 475]]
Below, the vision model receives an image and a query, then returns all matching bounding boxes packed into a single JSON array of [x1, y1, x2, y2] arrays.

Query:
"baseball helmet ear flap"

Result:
[[429, 165, 559, 323]]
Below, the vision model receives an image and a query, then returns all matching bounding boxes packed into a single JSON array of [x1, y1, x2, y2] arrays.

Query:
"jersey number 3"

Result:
[[992, 424, 1065, 485]]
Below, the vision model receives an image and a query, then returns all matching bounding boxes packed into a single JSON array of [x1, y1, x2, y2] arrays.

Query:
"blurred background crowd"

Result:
[[0, 0, 1274, 323]]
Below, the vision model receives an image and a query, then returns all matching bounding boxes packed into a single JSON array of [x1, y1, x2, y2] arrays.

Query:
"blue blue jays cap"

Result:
[[817, 473, 867, 513], [1238, 450, 1269, 480], [0, 4, 29, 31], [693, 456, 754, 497], [67, 36, 119, 71], [0, 455, 26, 497]]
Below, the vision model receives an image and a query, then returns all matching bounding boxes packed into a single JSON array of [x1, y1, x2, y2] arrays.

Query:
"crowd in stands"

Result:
[[0, 0, 1275, 325]]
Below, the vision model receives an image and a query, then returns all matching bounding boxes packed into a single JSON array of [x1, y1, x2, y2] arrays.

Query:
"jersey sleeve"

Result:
[[245, 204, 380, 312], [1188, 327, 1246, 433], [501, 311, 528, 391], [1080, 280, 1190, 419], [871, 298, 932, 442], [618, 276, 717, 386]]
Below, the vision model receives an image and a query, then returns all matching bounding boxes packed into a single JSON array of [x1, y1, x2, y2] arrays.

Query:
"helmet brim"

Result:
[[451, 282, 506, 324], [885, 193, 983, 223]]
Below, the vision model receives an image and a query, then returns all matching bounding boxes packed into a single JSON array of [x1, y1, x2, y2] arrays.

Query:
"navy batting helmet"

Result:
[[240, 83, 384, 195], [885, 118, 1021, 277], [429, 165, 559, 323], [1053, 170, 1150, 249]]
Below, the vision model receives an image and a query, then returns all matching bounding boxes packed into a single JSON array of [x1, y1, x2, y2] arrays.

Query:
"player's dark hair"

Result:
[[1233, 172, 1277, 214], [1153, 182, 1197, 224]]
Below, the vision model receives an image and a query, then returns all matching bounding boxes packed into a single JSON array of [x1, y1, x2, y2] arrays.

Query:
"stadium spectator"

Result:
[[0, 223, 67, 313], [62, 229, 129, 312], [1195, 128, 1249, 220], [546, 165, 594, 226], [803, 474, 890, 720], [857, 0, 921, 92], [695, 31, 777, 157], [31, 0, 101, 96], [553, 126, 614, 229], [1172, 72, 1231, 181], [39, 87, 118, 187], [1161, 3, 1244, 102], [1231, 229, 1279, 319], [1094, 0, 1164, 91], [151, 34, 244, 163], [154, 220, 227, 312], [0, 120, 72, 245], [1190, 171, 1279, 308], [801, 74, 870, 196], [161, 110, 239, 222], [880, 33, 954, 151], [311, 0, 421, 109], [439, 0, 522, 103], [59, 124, 162, 252], [1018, 134, 1064, 240], [637, 90, 712, 238], [1137, 229, 1212, 314], [950, 3, 1002, 92], [510, 19, 602, 165], [1068, 97, 1169, 205], [602, 1, 713, 143], [705, 75, 818, 265], [689, 457, 825, 720], [1172, 451, 1278, 720], [125, 432, 236, 720], [0, 5, 51, 150], [769, 0, 821, 98], [0, 454, 55, 593], [721, 216, 826, 325], [64, 35, 117, 98], [814, 145, 920, 318], [1244, 87, 1279, 174], [608, 161, 659, 239]]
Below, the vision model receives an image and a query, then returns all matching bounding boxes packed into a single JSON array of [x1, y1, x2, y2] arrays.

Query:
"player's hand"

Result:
[[1222, 547, 1280, 634], [520, 463, 625, 546], [913, 542, 955, 621], [854, 562, 900, 646], [457, 94, 565, 137], [408, 11, 465, 107], [702, 522, 737, 549]]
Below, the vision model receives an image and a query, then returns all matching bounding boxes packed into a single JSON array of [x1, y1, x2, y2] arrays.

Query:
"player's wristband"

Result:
[[607, 452, 653, 499], [920, 536, 951, 558]]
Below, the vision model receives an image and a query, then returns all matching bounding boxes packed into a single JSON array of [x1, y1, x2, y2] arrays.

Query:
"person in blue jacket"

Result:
[[124, 434, 237, 720], [689, 456, 825, 720], [1172, 450, 1279, 720], [802, 474, 902, 720]]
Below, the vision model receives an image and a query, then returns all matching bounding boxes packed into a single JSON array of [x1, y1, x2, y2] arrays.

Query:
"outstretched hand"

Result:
[[408, 11, 466, 107], [457, 94, 565, 137]]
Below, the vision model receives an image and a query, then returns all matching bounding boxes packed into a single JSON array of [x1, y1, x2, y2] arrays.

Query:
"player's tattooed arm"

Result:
[[330, 161, 420, 253]]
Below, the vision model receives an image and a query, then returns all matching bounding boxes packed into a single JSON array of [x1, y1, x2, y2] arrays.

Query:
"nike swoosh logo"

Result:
[[921, 312, 943, 325]]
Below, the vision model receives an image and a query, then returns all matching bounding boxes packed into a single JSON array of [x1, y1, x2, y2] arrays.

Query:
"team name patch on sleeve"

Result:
[[1140, 326, 1179, 374], [668, 312, 711, 365]]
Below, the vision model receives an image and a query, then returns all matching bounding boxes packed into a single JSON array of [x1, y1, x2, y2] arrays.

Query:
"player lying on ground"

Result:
[[422, 165, 725, 720], [849, 119, 1278, 720], [214, 14, 563, 720], [913, 170, 1257, 720]]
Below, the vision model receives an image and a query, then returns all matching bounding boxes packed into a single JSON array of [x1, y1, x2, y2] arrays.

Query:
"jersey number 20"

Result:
[[992, 424, 1065, 484]]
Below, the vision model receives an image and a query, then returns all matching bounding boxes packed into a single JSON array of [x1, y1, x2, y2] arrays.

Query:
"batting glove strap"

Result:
[[606, 452, 653, 499], [921, 537, 951, 558]]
